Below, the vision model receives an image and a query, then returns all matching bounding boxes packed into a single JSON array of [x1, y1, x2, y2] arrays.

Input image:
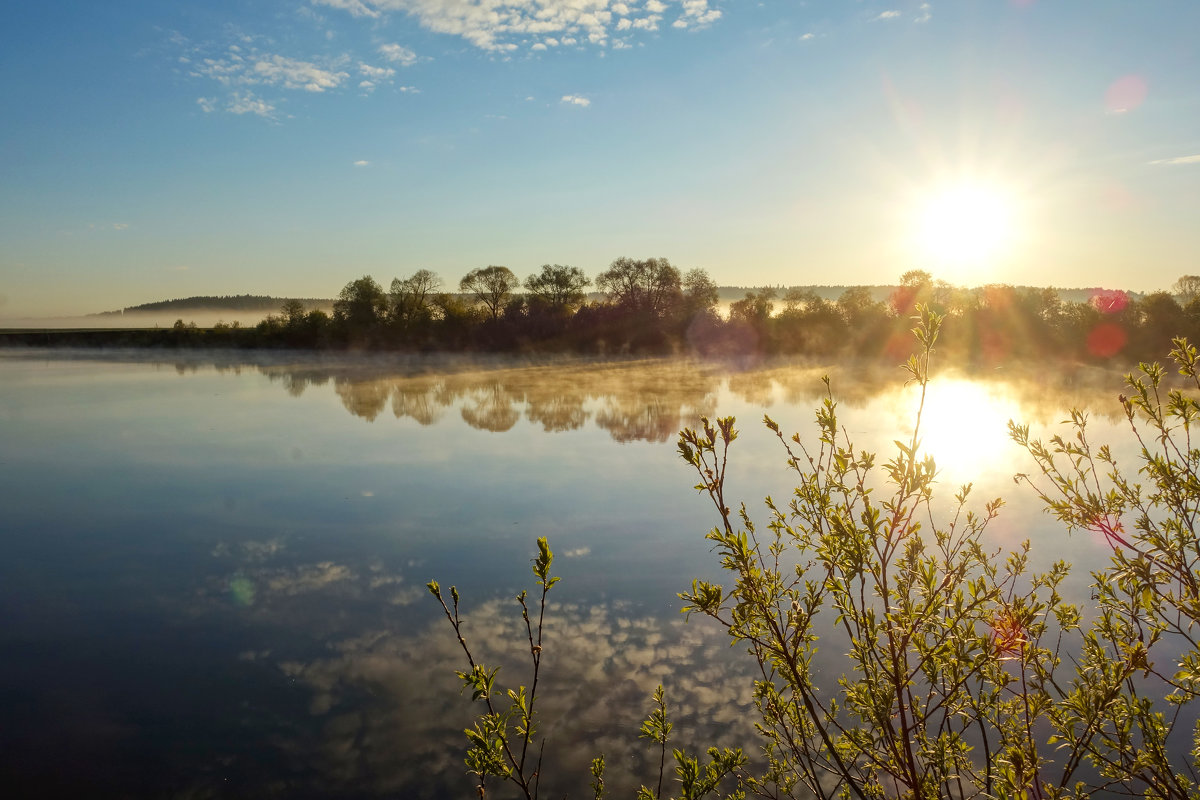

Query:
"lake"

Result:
[[0, 348, 1139, 798]]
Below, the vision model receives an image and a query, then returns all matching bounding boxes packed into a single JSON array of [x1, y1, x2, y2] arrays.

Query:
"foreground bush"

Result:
[[429, 308, 1200, 799]]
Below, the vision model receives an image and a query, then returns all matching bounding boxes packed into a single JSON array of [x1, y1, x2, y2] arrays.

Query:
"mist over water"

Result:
[[0, 349, 1138, 798], [0, 309, 278, 329]]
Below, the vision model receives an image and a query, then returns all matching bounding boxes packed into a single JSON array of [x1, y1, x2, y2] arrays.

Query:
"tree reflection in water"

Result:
[[256, 355, 1132, 447], [273, 359, 726, 443], [44, 349, 1138, 456], [459, 379, 523, 433]]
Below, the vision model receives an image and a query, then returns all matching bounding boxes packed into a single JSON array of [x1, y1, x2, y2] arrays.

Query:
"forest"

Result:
[[8, 260, 1200, 366]]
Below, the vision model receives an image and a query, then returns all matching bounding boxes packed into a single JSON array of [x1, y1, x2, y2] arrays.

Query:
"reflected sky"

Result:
[[0, 349, 1142, 797]]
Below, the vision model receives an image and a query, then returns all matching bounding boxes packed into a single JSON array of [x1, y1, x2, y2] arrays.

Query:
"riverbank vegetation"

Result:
[[6, 262, 1200, 366]]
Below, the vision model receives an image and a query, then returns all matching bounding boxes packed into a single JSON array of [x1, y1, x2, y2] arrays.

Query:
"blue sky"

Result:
[[2, 1, 1198, 317]]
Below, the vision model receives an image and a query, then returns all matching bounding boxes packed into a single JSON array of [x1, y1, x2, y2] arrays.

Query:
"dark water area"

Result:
[[0, 349, 1142, 797]]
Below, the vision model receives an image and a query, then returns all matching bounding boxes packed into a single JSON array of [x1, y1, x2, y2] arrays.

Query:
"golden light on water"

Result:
[[897, 377, 1024, 482]]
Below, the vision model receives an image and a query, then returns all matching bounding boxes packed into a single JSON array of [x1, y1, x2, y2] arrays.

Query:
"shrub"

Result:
[[431, 309, 1200, 799]]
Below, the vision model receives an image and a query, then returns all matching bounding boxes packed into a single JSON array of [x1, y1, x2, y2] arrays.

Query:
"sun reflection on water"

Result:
[[889, 375, 1026, 485]]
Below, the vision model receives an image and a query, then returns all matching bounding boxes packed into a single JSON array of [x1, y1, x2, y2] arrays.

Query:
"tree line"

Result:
[[244, 258, 724, 354], [11, 259, 1200, 365], [237, 264, 1200, 364]]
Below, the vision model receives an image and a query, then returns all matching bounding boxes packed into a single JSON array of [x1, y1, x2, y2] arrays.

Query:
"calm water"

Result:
[[0, 349, 1136, 798]]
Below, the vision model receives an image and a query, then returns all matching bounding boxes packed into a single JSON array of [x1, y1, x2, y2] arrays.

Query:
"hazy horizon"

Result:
[[0, 278, 1164, 330], [3, 2, 1198, 318]]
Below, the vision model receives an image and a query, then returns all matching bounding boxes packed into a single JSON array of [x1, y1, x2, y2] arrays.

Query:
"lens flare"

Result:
[[1105, 74, 1148, 114]]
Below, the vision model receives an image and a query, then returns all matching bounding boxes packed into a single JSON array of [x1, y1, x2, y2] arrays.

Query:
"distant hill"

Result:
[[93, 295, 334, 316]]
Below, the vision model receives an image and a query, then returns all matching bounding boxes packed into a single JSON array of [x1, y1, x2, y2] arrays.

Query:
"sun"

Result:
[[910, 181, 1019, 280]]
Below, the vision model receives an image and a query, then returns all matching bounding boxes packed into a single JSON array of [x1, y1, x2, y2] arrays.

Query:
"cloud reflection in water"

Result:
[[212, 546, 757, 797], [204, 533, 758, 797], [274, 599, 756, 798]]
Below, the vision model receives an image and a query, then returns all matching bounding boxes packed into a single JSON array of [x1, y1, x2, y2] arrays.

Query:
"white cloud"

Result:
[[227, 91, 277, 118], [915, 3, 932, 23], [1150, 154, 1200, 166], [378, 42, 419, 65], [872, 10, 901, 21], [359, 62, 395, 80], [189, 32, 429, 118], [253, 54, 348, 91], [315, 0, 381, 19], [111, 223, 130, 231], [672, 19, 688, 29], [311, 0, 721, 52], [679, 0, 721, 27], [799, 32, 815, 41], [193, 48, 348, 93], [561, 94, 590, 107], [531, 42, 547, 50], [297, 4, 328, 25], [195, 56, 244, 85]]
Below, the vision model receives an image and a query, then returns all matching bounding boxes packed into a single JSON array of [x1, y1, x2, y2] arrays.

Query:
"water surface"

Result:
[[0, 349, 1136, 797]]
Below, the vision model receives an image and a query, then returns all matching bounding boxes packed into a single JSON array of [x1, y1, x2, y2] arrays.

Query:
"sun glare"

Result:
[[911, 182, 1019, 279], [893, 378, 1023, 484]]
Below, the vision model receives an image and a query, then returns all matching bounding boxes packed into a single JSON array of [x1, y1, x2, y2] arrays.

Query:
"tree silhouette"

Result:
[[389, 269, 442, 325], [681, 268, 719, 317], [1173, 274, 1200, 304], [595, 257, 682, 316], [460, 266, 519, 320], [524, 264, 589, 314], [333, 276, 388, 334]]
